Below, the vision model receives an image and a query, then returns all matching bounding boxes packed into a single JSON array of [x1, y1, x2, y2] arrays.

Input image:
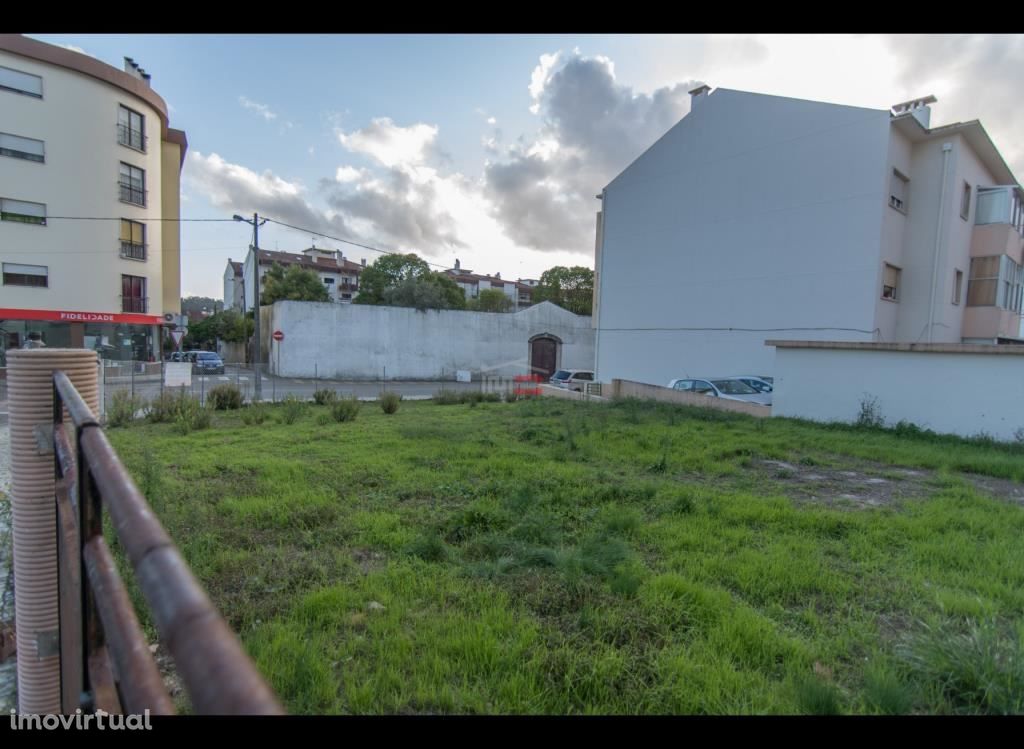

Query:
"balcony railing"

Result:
[[116, 123, 146, 152], [118, 182, 146, 207], [120, 241, 146, 261], [121, 296, 148, 313]]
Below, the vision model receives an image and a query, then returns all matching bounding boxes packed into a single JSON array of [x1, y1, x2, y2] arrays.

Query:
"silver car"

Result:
[[727, 375, 774, 401], [666, 377, 772, 406]]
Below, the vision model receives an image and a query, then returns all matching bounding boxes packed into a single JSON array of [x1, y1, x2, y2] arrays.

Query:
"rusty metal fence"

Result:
[[50, 370, 283, 715]]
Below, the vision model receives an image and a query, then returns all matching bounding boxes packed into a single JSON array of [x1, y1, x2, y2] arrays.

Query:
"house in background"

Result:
[[594, 85, 1024, 386], [443, 259, 536, 309], [229, 245, 365, 311]]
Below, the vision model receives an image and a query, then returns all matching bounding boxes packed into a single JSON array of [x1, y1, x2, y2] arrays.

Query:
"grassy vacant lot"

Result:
[[108, 397, 1024, 714]]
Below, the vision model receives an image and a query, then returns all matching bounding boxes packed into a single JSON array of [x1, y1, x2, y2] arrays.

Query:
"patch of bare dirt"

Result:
[[754, 459, 1024, 510]]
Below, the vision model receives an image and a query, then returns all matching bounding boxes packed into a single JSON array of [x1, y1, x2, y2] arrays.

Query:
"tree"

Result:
[[533, 266, 595, 316], [469, 288, 513, 313], [181, 309, 252, 349], [354, 253, 431, 305], [181, 296, 221, 320], [380, 272, 467, 311], [261, 262, 330, 305]]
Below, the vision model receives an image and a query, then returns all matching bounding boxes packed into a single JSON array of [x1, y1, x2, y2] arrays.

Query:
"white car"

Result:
[[550, 369, 595, 392], [666, 377, 772, 406], [726, 375, 774, 400]]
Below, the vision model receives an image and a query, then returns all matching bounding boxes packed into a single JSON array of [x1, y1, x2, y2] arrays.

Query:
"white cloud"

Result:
[[487, 116, 497, 125], [238, 95, 277, 121], [335, 166, 362, 182], [338, 118, 439, 168], [529, 52, 562, 113]]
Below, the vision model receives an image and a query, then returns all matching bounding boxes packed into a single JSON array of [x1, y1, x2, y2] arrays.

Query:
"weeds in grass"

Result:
[[173, 395, 211, 435], [406, 533, 450, 562], [241, 401, 268, 426], [862, 660, 915, 714], [137, 445, 163, 502], [279, 395, 307, 424], [856, 395, 885, 429], [330, 396, 361, 423], [896, 618, 1024, 714], [107, 389, 143, 428], [147, 390, 185, 423], [380, 392, 402, 415], [313, 389, 337, 406], [207, 384, 243, 410], [434, 390, 501, 406], [794, 673, 844, 715], [315, 413, 331, 426]]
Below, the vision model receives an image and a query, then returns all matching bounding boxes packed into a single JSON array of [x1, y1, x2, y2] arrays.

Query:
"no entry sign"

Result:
[[272, 330, 284, 342]]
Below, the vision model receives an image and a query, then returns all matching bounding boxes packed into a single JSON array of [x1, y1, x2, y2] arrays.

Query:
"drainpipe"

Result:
[[928, 142, 954, 343]]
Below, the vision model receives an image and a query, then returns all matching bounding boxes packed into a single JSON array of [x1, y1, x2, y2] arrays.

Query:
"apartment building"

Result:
[[594, 86, 1024, 385], [232, 246, 364, 311], [443, 259, 536, 309], [0, 35, 187, 364]]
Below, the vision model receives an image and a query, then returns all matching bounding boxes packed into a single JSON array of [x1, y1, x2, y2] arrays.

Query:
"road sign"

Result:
[[171, 330, 185, 349], [272, 330, 284, 342]]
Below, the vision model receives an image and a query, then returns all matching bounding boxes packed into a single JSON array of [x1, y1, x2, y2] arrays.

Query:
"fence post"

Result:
[[6, 349, 99, 714]]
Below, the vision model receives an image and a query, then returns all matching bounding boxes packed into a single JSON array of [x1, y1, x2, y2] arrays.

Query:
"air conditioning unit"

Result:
[[162, 313, 187, 328]]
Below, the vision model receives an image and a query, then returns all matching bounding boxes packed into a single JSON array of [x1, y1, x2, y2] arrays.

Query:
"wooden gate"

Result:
[[529, 336, 559, 379]]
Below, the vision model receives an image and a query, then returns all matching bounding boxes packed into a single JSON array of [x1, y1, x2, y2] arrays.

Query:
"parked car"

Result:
[[550, 369, 595, 392], [727, 375, 774, 395], [168, 351, 187, 363], [666, 377, 772, 406], [191, 351, 225, 375]]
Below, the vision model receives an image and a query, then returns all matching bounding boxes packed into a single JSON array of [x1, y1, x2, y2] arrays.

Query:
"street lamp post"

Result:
[[234, 212, 266, 402]]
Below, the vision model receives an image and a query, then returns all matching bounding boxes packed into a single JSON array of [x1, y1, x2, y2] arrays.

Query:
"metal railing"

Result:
[[120, 296, 148, 314], [51, 370, 283, 714], [117, 183, 146, 207], [116, 124, 146, 152], [119, 241, 146, 261]]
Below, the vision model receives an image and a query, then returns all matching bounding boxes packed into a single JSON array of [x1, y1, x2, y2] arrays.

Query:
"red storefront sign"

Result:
[[0, 308, 164, 326]]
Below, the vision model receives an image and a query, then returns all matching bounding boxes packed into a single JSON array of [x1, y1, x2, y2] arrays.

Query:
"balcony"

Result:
[[117, 123, 146, 152], [118, 182, 146, 207], [120, 241, 146, 261], [121, 296, 148, 314]]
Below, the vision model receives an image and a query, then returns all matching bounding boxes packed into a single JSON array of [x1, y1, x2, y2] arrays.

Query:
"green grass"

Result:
[[107, 397, 1024, 714]]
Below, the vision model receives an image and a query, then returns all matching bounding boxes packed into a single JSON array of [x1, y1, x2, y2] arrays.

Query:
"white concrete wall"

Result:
[[596, 89, 892, 386], [772, 345, 1024, 441], [267, 300, 595, 379], [0, 49, 166, 315]]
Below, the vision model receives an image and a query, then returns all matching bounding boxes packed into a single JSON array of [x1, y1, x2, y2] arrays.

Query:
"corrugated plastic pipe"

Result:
[[7, 349, 99, 715]]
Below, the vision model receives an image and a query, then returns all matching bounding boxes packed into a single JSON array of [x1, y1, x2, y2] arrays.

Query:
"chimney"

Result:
[[891, 95, 937, 130], [123, 57, 151, 87], [495, 272, 501, 279], [455, 258, 461, 271], [688, 84, 711, 111], [361, 258, 366, 267]]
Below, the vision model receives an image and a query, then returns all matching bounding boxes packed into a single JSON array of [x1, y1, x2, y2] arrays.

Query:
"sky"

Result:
[[28, 34, 1024, 300]]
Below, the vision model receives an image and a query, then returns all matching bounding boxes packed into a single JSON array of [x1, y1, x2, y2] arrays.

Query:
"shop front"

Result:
[[0, 308, 164, 367]]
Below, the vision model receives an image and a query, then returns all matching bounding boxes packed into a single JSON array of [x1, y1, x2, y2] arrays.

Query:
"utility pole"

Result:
[[234, 212, 267, 401]]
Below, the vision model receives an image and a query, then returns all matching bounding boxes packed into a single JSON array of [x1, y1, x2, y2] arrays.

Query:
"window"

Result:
[[998, 255, 1024, 313], [961, 181, 972, 221], [121, 274, 147, 313], [3, 262, 47, 287], [953, 269, 963, 305], [0, 198, 46, 225], [882, 263, 901, 301], [0, 65, 42, 98], [889, 170, 909, 213], [119, 162, 146, 206], [119, 219, 146, 260], [117, 105, 145, 151], [323, 277, 335, 284], [0, 132, 44, 162], [967, 256, 999, 306]]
